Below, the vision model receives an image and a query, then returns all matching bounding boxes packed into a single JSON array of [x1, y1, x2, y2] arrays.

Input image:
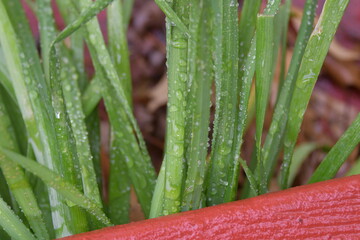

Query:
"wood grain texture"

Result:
[[61, 175, 360, 239]]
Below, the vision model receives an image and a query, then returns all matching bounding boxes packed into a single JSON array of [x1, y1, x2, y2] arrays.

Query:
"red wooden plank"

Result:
[[61, 175, 360, 239]]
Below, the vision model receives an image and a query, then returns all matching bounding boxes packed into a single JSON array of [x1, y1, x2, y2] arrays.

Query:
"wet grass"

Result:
[[0, 0, 357, 239]]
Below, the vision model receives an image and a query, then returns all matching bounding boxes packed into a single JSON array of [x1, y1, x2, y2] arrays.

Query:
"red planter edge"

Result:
[[61, 175, 360, 239]]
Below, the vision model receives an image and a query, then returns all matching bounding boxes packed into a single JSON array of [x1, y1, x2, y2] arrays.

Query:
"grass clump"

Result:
[[0, 0, 357, 239]]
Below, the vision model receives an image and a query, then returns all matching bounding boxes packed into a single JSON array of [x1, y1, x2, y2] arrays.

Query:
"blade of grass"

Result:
[[254, 14, 275, 194], [39, 0, 94, 233], [159, 0, 190, 215], [261, 0, 317, 190], [238, 0, 261, 68], [82, 77, 102, 118], [278, 0, 292, 91], [122, 0, 134, 28], [86, 110, 102, 193], [0, 1, 78, 236], [56, 0, 87, 91], [181, 0, 213, 211], [108, 133, 131, 224], [346, 158, 360, 177], [0, 172, 11, 240], [0, 97, 49, 240], [286, 142, 318, 187], [59, 51, 103, 206], [154, 0, 190, 37], [206, 0, 240, 206], [0, 197, 36, 240], [308, 114, 360, 184], [281, 0, 350, 189], [149, 163, 165, 218], [66, 0, 156, 217], [234, 41, 259, 197], [0, 148, 112, 227], [0, 48, 16, 102], [107, 0, 134, 224]]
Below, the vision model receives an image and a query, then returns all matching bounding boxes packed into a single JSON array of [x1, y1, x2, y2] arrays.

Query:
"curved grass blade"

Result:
[[56, 0, 87, 91], [0, 197, 36, 240], [281, 0, 350, 189], [39, 0, 93, 233], [154, 0, 190, 37], [55, 0, 115, 43], [308, 114, 360, 184], [262, 0, 317, 188], [0, 97, 49, 240], [66, 0, 156, 217], [0, 48, 16, 102], [0, 148, 112, 227], [0, 1, 77, 236], [59, 51, 103, 207]]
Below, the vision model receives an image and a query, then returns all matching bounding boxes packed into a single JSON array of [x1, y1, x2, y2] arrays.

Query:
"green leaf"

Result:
[[308, 114, 360, 183], [346, 158, 360, 177], [0, 148, 112, 227], [206, 0, 240, 206], [262, 0, 317, 189], [0, 197, 36, 240], [286, 142, 318, 187], [281, 0, 350, 188], [255, 14, 275, 194]]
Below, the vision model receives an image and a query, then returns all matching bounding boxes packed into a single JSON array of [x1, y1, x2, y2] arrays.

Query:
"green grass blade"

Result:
[[0, 2, 76, 236], [0, 48, 16, 102], [238, 0, 261, 69], [149, 163, 165, 218], [122, 0, 134, 28], [308, 114, 360, 184], [107, 0, 133, 223], [2, 0, 50, 102], [278, 0, 292, 90], [0, 148, 112, 227], [206, 0, 239, 206], [286, 142, 318, 187], [181, 0, 213, 211], [108, 133, 131, 224], [159, 0, 190, 215], [72, 0, 156, 218], [82, 77, 102, 117], [0, 197, 36, 240], [107, 0, 132, 102], [281, 0, 350, 189], [346, 158, 360, 177], [234, 41, 259, 197], [55, 0, 115, 43], [262, 0, 317, 187], [0, 97, 49, 240], [255, 14, 275, 194], [154, 0, 190, 37], [86, 110, 102, 192]]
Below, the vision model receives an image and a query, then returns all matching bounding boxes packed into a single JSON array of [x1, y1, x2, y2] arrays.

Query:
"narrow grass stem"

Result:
[[281, 0, 350, 189]]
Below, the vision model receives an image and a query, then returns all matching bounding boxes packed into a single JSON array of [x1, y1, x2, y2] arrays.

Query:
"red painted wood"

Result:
[[62, 175, 360, 239]]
